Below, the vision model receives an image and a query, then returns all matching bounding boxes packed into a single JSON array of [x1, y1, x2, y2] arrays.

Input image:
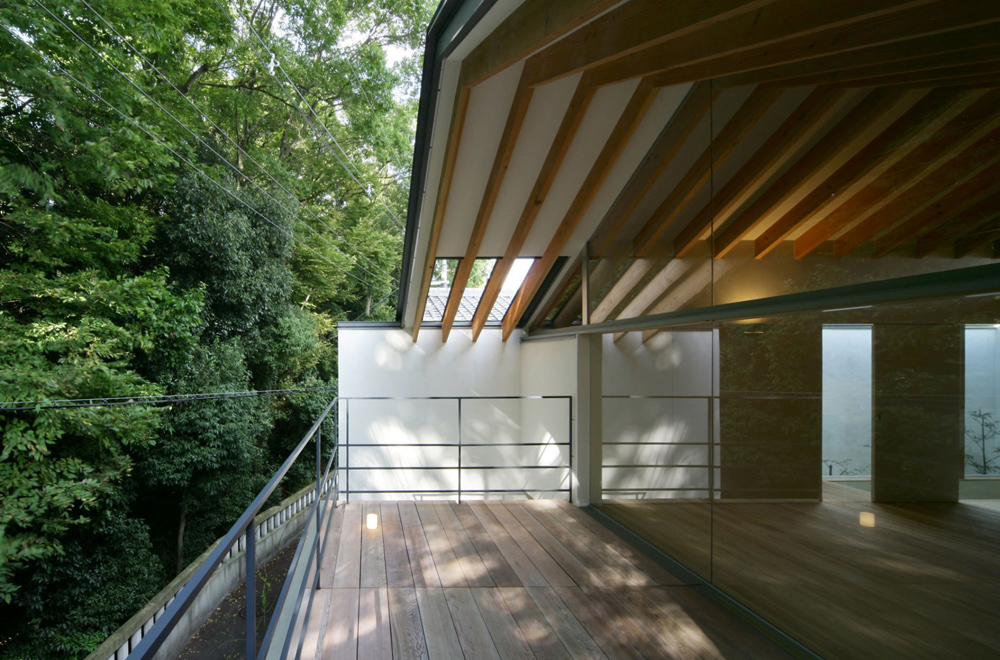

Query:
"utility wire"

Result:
[[217, 0, 405, 231], [1, 20, 368, 288], [0, 385, 336, 412], [77, 0, 395, 283], [351, 287, 399, 321], [37, 0, 392, 285]]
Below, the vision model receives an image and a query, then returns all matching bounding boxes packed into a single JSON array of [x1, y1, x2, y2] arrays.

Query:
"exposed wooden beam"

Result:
[[713, 88, 924, 257], [410, 87, 471, 342], [528, 0, 776, 86], [590, 259, 663, 324], [459, 0, 620, 88], [501, 80, 662, 340], [631, 86, 782, 257], [835, 124, 1000, 258], [440, 68, 535, 341], [796, 90, 1000, 257], [589, 81, 716, 256], [882, 169, 1000, 257], [553, 257, 622, 327], [637, 261, 732, 343], [588, 0, 934, 87], [611, 260, 692, 328], [671, 87, 849, 258], [596, 0, 1000, 89], [955, 219, 1000, 258], [840, 59, 1000, 87], [469, 74, 597, 341], [715, 24, 1000, 88], [752, 89, 978, 259], [914, 190, 1000, 257], [529, 260, 582, 331], [756, 45, 1000, 88]]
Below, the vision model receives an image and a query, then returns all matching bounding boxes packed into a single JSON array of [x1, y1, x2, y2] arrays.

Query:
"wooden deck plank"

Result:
[[581, 586, 675, 660], [531, 500, 658, 587], [361, 502, 387, 588], [320, 503, 345, 588], [453, 503, 522, 586], [388, 587, 430, 660], [381, 502, 414, 587], [498, 587, 572, 660], [398, 501, 442, 588], [469, 501, 549, 587], [485, 501, 575, 587], [472, 588, 537, 660], [553, 586, 644, 660], [436, 502, 496, 587], [320, 589, 359, 660], [444, 587, 503, 660], [416, 502, 469, 587], [357, 587, 392, 660], [540, 500, 688, 585], [416, 588, 465, 660], [503, 500, 601, 587], [299, 589, 332, 660], [527, 586, 609, 660], [333, 503, 363, 588]]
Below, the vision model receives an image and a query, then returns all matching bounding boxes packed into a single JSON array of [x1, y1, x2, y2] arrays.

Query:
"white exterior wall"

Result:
[[337, 327, 579, 500]]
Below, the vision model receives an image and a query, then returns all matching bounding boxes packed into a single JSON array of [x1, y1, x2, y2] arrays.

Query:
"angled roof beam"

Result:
[[590, 258, 663, 324], [714, 24, 1000, 88], [672, 87, 848, 258], [528, 259, 582, 331], [955, 219, 1000, 258], [836, 127, 1000, 258], [552, 256, 622, 328], [796, 90, 1000, 258], [915, 189, 1000, 257], [631, 86, 783, 257], [712, 89, 924, 258], [753, 89, 978, 259], [440, 67, 535, 341], [469, 74, 597, 341], [501, 79, 664, 340], [593, 0, 1000, 89], [837, 59, 1000, 88], [612, 259, 695, 343], [410, 87, 471, 341]]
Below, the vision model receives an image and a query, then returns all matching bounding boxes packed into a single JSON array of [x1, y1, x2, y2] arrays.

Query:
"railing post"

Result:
[[246, 518, 256, 660], [457, 398, 462, 503], [315, 425, 322, 590]]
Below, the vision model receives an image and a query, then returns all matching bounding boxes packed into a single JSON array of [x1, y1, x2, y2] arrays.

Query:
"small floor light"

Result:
[[859, 512, 875, 528], [366, 513, 379, 530]]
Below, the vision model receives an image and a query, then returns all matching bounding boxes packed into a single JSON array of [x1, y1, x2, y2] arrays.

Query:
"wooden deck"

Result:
[[292, 499, 789, 659]]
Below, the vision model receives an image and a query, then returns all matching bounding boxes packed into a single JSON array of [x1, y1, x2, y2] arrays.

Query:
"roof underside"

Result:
[[404, 0, 1000, 342]]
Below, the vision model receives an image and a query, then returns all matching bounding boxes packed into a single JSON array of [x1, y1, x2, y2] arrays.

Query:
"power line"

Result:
[[0, 385, 336, 412], [216, 0, 405, 231], [1, 20, 367, 289], [36, 0, 392, 285], [78, 0, 396, 283]]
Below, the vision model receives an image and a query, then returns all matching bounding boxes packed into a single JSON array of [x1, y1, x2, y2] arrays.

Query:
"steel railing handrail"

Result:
[[128, 397, 338, 660]]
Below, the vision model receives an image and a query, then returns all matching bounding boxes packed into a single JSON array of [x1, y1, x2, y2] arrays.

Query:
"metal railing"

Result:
[[127, 397, 339, 660], [338, 395, 573, 501]]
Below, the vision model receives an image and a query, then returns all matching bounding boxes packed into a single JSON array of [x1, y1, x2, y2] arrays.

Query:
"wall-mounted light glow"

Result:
[[366, 513, 379, 530], [859, 512, 875, 528]]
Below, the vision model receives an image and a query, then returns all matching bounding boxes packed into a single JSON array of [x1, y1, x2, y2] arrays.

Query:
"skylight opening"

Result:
[[485, 258, 535, 323]]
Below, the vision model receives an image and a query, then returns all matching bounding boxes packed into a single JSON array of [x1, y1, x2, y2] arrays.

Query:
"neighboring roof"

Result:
[[423, 287, 514, 323], [401, 0, 1000, 343]]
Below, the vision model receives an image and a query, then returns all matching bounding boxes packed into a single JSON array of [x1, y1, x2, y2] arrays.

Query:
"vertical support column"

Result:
[[457, 398, 463, 503], [245, 518, 256, 660], [872, 324, 964, 503], [581, 242, 591, 326], [575, 333, 603, 505], [315, 426, 322, 589]]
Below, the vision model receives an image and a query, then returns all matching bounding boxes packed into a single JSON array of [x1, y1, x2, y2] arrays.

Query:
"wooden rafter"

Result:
[[797, 90, 1000, 258], [914, 190, 1000, 257], [410, 87, 471, 341], [638, 261, 733, 343], [631, 86, 782, 257], [611, 259, 695, 342], [553, 257, 623, 327], [460, 0, 621, 88], [836, 125, 1000, 258], [589, 81, 716, 256], [712, 88, 923, 258], [590, 259, 662, 324], [839, 59, 1000, 88], [880, 167, 1000, 256], [501, 80, 662, 340], [672, 87, 849, 258], [469, 74, 597, 341], [955, 218, 1000, 258], [529, 260, 582, 331], [601, 0, 1000, 90], [752, 89, 977, 259], [715, 23, 1000, 88], [440, 67, 535, 341]]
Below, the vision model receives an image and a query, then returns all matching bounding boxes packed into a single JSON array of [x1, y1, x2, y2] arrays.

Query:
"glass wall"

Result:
[[588, 75, 1000, 659]]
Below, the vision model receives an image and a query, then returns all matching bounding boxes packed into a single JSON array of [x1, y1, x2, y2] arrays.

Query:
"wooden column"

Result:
[[871, 324, 964, 503]]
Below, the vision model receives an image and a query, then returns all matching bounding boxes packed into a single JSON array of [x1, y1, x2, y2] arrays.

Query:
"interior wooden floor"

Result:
[[291, 499, 790, 660], [600, 485, 1000, 660]]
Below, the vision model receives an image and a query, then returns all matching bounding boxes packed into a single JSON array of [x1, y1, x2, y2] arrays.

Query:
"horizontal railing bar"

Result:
[[603, 465, 714, 469], [129, 397, 338, 660], [603, 442, 711, 446], [338, 395, 572, 400], [343, 488, 570, 494], [340, 465, 570, 470], [342, 442, 571, 447]]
